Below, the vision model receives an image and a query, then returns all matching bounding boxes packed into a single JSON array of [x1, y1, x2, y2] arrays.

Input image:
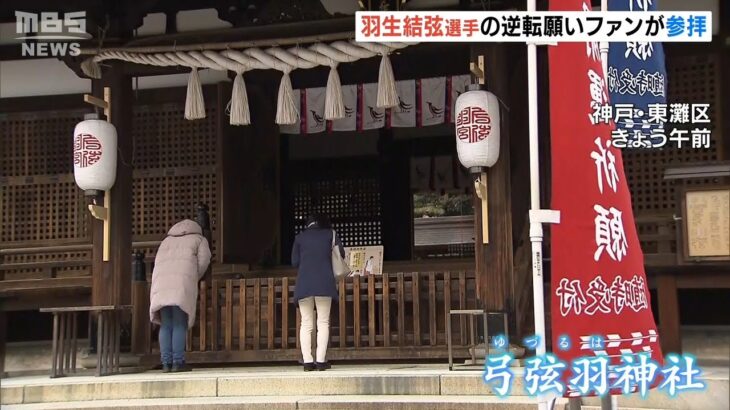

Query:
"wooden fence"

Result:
[[137, 271, 479, 363], [636, 213, 677, 266]]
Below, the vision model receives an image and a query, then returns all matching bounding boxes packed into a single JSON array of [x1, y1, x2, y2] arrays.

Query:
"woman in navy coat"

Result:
[[292, 213, 345, 371]]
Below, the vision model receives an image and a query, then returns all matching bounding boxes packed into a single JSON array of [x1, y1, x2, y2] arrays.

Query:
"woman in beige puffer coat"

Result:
[[150, 219, 211, 372]]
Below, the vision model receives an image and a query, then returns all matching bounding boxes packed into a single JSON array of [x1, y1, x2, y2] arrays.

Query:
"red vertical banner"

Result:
[[548, 0, 663, 398]]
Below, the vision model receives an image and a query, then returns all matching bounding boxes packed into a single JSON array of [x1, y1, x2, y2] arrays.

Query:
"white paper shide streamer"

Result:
[[185, 68, 206, 120], [277, 72, 299, 125], [377, 53, 398, 109], [230, 71, 250, 125], [325, 65, 344, 120]]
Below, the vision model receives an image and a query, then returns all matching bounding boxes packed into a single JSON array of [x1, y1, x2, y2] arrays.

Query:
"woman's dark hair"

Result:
[[305, 213, 332, 229]]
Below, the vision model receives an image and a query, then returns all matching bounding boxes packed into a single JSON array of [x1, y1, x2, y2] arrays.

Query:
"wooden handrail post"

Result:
[[131, 252, 151, 354]]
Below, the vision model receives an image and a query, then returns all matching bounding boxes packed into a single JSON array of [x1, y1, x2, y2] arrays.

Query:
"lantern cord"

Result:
[[117, 146, 133, 168], [495, 95, 510, 113]]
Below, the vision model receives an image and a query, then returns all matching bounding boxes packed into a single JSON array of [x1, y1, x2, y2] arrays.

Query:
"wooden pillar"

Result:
[[471, 44, 515, 317], [0, 259, 5, 378], [90, 62, 133, 307], [0, 309, 6, 378], [657, 273, 682, 354], [109, 65, 134, 306]]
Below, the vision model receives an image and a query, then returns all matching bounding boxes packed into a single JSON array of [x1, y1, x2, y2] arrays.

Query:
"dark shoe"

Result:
[[171, 363, 192, 372], [303, 362, 316, 372], [315, 362, 331, 371], [162, 363, 172, 373]]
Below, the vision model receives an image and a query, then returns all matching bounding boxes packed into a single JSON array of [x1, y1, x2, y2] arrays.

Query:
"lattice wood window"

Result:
[[293, 177, 382, 247], [623, 53, 721, 215], [1, 176, 88, 243], [1, 110, 90, 244], [1, 110, 86, 177], [133, 104, 217, 169], [131, 103, 219, 259], [0, 90, 221, 284]]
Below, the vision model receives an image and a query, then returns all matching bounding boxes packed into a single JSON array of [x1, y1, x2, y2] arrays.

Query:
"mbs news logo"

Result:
[[15, 11, 87, 57]]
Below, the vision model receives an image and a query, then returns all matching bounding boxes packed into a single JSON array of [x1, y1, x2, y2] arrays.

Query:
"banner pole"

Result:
[[599, 7, 617, 410], [600, 0, 610, 83], [598, 0, 618, 406], [527, 0, 548, 409]]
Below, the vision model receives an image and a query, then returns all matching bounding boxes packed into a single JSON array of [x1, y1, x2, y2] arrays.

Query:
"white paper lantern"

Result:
[[73, 119, 117, 194], [454, 90, 501, 170]]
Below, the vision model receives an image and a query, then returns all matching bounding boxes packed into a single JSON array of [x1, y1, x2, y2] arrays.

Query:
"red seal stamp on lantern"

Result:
[[456, 106, 492, 143], [73, 133, 103, 168]]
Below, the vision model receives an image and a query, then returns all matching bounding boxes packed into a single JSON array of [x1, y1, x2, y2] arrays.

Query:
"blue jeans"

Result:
[[159, 306, 188, 365]]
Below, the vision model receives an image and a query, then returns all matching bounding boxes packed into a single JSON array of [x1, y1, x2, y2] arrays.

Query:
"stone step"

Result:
[[2, 365, 726, 409], [0, 395, 570, 410], [580, 365, 729, 410], [581, 407, 670, 410], [1, 369, 530, 405]]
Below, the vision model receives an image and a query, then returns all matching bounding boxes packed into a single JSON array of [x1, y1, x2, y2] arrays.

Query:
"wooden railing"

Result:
[[2, 213, 679, 361], [138, 271, 479, 363], [0, 241, 161, 311], [635, 213, 677, 266]]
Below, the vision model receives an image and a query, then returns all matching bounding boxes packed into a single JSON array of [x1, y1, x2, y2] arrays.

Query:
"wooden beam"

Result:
[[83, 94, 109, 111], [675, 272, 730, 289], [85, 30, 358, 56], [121, 18, 355, 49], [0, 93, 86, 113], [0, 260, 91, 271], [0, 277, 92, 294], [1, 292, 91, 312]]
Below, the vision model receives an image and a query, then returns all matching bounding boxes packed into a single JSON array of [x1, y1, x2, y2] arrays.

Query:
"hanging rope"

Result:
[[80, 40, 414, 125]]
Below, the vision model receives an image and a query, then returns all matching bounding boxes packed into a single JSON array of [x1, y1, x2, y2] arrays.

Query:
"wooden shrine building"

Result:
[[0, 0, 728, 375]]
